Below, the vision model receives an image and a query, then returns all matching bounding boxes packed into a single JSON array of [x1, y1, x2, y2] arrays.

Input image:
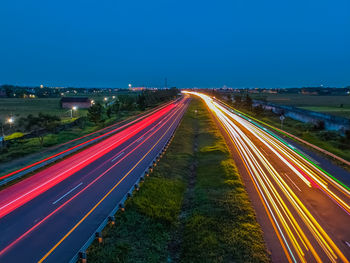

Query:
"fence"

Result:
[[68, 113, 181, 263]]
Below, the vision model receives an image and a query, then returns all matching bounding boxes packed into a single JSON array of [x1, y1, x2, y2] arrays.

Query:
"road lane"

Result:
[[186, 92, 350, 263], [0, 99, 180, 182], [0, 96, 189, 263]]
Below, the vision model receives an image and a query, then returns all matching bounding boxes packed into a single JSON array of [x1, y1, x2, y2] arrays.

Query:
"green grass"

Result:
[[87, 100, 194, 263], [87, 98, 269, 263], [0, 110, 141, 166], [0, 98, 88, 121], [256, 112, 350, 162], [180, 99, 269, 263], [0, 124, 95, 163], [299, 106, 350, 118], [250, 93, 350, 118], [223, 102, 350, 162]]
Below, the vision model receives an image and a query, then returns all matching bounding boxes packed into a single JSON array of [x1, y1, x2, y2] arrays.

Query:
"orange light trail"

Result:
[[184, 91, 350, 263]]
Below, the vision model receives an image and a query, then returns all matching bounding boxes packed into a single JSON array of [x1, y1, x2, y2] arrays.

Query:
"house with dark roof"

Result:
[[60, 97, 91, 109]]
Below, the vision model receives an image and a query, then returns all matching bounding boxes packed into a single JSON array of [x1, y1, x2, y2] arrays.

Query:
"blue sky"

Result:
[[1, 0, 349, 88]]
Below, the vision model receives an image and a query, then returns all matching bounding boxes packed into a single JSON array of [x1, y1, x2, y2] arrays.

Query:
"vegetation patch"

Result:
[[211, 91, 350, 162], [0, 89, 178, 164], [180, 99, 269, 263], [87, 98, 269, 263], [87, 99, 195, 262], [132, 177, 185, 224]]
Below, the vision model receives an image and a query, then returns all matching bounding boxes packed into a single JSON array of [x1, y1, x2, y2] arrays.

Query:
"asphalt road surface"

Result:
[[187, 92, 350, 263], [0, 96, 190, 263]]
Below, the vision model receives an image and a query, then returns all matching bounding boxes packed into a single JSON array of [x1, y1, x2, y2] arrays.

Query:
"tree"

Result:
[[88, 102, 104, 124], [112, 101, 120, 116], [313, 120, 325, 131], [137, 93, 146, 110], [24, 113, 60, 146], [106, 106, 112, 118], [243, 94, 253, 111], [253, 104, 265, 116], [119, 95, 136, 111], [233, 95, 242, 108]]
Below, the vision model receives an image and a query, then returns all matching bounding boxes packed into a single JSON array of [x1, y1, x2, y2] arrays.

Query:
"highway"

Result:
[[185, 92, 350, 263], [0, 96, 190, 263]]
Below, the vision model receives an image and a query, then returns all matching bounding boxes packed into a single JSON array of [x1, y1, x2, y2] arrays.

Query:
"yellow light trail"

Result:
[[184, 91, 350, 263]]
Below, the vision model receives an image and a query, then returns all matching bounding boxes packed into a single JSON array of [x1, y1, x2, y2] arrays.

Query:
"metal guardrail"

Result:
[[217, 99, 350, 167], [0, 131, 112, 187], [0, 99, 181, 187], [68, 121, 180, 263], [271, 126, 350, 167]]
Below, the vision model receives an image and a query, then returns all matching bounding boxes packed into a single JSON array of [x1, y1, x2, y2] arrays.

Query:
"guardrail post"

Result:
[[135, 184, 139, 191], [109, 216, 115, 225], [79, 251, 87, 263], [119, 203, 125, 212], [96, 232, 103, 243]]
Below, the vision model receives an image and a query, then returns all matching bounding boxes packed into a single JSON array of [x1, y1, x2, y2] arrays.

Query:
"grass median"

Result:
[[87, 98, 269, 263]]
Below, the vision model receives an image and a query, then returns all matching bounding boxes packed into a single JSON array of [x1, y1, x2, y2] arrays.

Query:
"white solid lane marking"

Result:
[[284, 173, 302, 192], [52, 183, 83, 205], [111, 152, 125, 162]]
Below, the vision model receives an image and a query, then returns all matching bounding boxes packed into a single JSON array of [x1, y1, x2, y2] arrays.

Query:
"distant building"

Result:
[[129, 86, 146, 91], [60, 97, 91, 109]]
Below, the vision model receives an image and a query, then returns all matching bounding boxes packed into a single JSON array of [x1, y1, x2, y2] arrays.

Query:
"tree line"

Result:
[[88, 88, 178, 124], [1, 88, 178, 147]]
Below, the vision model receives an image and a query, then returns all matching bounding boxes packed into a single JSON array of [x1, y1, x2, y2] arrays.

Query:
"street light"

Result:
[[7, 117, 14, 128], [70, 106, 77, 118], [104, 97, 108, 101]]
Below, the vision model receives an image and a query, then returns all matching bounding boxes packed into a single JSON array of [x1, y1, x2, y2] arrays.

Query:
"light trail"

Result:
[[0, 97, 189, 258], [0, 99, 178, 182], [0, 103, 178, 219], [184, 91, 350, 263]]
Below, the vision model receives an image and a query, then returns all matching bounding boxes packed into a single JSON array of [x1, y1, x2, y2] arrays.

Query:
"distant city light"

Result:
[[72, 106, 77, 110], [104, 97, 108, 101], [7, 117, 14, 124]]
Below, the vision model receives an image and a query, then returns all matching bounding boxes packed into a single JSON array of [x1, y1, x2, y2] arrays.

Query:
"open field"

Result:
[[0, 92, 138, 121], [87, 98, 268, 262], [0, 98, 88, 121], [250, 94, 350, 118], [298, 106, 350, 118], [225, 102, 350, 163], [0, 108, 144, 165]]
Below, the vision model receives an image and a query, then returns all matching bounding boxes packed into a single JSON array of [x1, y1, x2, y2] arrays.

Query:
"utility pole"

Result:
[[280, 115, 285, 129]]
